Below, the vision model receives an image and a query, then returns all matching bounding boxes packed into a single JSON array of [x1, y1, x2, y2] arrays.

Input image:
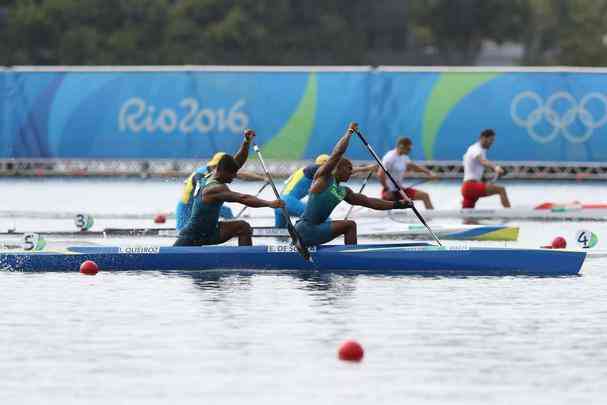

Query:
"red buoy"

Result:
[[80, 260, 99, 275], [338, 340, 364, 362], [154, 213, 167, 224], [551, 236, 567, 249]]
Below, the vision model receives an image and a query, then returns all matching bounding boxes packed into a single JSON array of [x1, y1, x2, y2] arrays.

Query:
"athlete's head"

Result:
[[207, 152, 226, 169], [396, 137, 412, 155], [479, 129, 496, 149], [215, 154, 239, 183], [334, 158, 353, 182], [315, 154, 330, 165]]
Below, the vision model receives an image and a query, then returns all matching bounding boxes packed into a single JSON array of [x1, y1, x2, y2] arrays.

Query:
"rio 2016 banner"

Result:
[[1, 67, 606, 162]]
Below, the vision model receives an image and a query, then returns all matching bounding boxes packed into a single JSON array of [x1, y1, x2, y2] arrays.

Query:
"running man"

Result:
[[378, 137, 437, 209], [275, 155, 376, 228], [174, 130, 284, 247], [176, 148, 265, 231], [461, 129, 510, 208], [294, 123, 412, 246]]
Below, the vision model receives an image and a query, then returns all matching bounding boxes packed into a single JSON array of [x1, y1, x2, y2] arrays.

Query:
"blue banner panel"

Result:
[[2, 68, 607, 162], [375, 70, 607, 162], [3, 69, 372, 160]]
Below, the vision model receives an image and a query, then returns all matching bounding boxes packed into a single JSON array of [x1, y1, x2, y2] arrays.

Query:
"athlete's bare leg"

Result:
[[485, 184, 511, 208], [413, 190, 434, 209], [218, 220, 253, 246], [331, 220, 357, 245]]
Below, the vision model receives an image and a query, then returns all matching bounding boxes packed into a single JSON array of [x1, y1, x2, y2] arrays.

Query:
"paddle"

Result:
[[252, 144, 312, 262], [403, 178, 431, 189], [344, 170, 373, 220], [352, 129, 443, 246], [234, 181, 269, 219]]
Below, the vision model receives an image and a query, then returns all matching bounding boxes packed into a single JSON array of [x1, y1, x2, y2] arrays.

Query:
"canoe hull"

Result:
[[0, 244, 586, 276]]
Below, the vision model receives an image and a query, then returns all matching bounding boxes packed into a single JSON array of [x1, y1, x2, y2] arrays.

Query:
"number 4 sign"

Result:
[[575, 230, 599, 249]]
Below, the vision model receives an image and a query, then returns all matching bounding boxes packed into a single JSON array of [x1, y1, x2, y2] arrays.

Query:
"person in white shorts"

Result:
[[461, 129, 510, 208], [378, 137, 437, 209]]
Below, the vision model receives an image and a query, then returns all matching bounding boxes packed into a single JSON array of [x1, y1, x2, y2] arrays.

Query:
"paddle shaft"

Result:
[[234, 181, 269, 219], [353, 129, 443, 246], [403, 178, 430, 189], [344, 170, 373, 220], [252, 144, 311, 261]]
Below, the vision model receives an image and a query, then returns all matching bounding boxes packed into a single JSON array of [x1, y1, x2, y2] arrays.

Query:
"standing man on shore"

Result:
[[461, 129, 510, 208]]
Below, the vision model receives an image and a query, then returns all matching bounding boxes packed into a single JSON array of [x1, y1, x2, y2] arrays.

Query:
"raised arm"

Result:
[[315, 122, 358, 179], [204, 184, 283, 208], [344, 188, 412, 210], [233, 129, 255, 169]]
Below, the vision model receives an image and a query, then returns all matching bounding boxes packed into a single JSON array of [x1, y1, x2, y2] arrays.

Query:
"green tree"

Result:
[[558, 0, 607, 66], [2, 0, 607, 67], [407, 0, 528, 65]]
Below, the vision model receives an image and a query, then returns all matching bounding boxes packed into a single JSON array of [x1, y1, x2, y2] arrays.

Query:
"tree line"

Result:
[[1, 0, 606, 66]]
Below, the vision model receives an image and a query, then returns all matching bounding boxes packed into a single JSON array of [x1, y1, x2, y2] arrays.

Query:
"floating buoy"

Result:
[[338, 340, 364, 362], [541, 236, 567, 249], [551, 236, 567, 249], [74, 213, 94, 231], [80, 260, 99, 275], [154, 213, 167, 224]]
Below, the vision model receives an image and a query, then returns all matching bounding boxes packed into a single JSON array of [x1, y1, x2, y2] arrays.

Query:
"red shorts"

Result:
[[381, 187, 416, 201], [461, 181, 487, 208]]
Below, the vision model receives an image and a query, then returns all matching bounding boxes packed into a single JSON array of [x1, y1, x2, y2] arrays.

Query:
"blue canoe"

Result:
[[0, 243, 586, 276]]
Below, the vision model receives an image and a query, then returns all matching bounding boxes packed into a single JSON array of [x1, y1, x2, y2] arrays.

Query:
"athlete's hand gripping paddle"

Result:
[[352, 128, 443, 246], [252, 144, 312, 262]]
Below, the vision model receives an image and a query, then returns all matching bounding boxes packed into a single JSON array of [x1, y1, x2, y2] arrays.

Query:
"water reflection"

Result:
[[166, 269, 360, 305], [161, 269, 579, 296]]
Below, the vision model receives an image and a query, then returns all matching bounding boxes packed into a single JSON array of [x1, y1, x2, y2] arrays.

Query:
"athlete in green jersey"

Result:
[[174, 129, 284, 246], [295, 122, 413, 246]]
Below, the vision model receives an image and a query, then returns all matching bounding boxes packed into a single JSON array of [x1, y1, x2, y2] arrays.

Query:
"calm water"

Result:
[[1, 178, 606, 404]]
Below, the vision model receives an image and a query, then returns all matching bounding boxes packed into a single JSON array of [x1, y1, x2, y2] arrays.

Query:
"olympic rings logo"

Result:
[[510, 91, 607, 144]]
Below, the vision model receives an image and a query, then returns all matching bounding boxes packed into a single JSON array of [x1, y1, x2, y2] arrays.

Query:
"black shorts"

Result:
[[173, 228, 221, 246]]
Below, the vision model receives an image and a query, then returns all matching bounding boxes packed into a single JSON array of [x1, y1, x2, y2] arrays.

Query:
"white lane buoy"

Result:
[[575, 230, 599, 249], [23, 233, 46, 251], [74, 213, 95, 231]]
